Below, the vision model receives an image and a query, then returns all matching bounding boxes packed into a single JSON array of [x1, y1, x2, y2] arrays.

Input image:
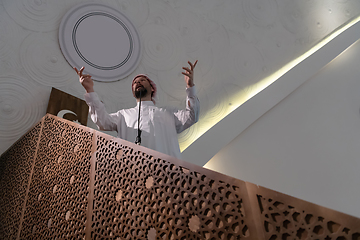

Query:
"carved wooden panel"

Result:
[[91, 135, 257, 239], [0, 122, 41, 240], [1, 114, 360, 239], [246, 183, 360, 240], [19, 115, 93, 239]]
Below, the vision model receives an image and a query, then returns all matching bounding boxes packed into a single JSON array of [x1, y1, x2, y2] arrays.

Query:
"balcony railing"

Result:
[[1, 114, 359, 239]]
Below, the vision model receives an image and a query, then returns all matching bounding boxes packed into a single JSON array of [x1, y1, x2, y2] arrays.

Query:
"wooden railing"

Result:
[[1, 114, 359, 239]]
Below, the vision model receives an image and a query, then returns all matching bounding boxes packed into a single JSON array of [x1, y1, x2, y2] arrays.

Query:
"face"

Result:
[[132, 76, 153, 99]]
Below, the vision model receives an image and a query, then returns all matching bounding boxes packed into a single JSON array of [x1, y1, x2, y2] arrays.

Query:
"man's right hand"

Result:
[[74, 66, 94, 93]]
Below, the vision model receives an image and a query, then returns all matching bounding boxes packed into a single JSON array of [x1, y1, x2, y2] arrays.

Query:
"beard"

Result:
[[134, 87, 148, 99]]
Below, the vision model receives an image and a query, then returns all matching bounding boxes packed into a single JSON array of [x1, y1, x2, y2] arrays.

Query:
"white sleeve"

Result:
[[84, 92, 120, 132], [173, 86, 200, 133]]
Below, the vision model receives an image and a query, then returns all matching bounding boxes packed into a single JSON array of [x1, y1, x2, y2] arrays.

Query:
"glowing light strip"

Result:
[[180, 16, 360, 152]]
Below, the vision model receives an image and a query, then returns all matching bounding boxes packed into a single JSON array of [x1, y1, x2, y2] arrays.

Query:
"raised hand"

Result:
[[182, 60, 198, 88], [74, 66, 94, 93]]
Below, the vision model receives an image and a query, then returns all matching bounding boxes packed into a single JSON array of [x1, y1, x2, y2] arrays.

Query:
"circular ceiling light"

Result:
[[59, 3, 142, 82]]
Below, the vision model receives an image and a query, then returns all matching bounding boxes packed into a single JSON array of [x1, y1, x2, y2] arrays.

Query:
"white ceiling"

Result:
[[1, 0, 360, 159]]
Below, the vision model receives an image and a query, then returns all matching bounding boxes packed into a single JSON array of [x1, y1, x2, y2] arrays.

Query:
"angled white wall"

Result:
[[205, 34, 360, 218]]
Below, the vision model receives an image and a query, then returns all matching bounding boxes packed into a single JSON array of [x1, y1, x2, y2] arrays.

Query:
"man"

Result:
[[75, 60, 199, 159]]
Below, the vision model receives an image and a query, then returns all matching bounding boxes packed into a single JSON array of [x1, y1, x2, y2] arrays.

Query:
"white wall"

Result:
[[205, 38, 360, 218]]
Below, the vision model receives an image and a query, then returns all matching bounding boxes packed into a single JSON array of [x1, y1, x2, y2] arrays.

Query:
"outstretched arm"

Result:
[[75, 66, 118, 132], [174, 60, 200, 133], [74, 66, 94, 93]]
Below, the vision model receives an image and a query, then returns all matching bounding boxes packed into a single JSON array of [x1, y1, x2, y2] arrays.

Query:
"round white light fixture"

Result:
[[59, 3, 142, 82]]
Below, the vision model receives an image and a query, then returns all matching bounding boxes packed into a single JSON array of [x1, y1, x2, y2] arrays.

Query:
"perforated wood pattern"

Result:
[[91, 135, 254, 239], [1, 114, 360, 240], [15, 115, 92, 239], [0, 122, 41, 240], [246, 183, 360, 240]]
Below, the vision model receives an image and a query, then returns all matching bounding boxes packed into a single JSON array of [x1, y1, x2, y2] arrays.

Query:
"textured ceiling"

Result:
[[1, 0, 360, 156]]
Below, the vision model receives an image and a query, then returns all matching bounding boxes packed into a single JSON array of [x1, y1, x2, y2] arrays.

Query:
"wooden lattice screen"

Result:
[[1, 114, 359, 239]]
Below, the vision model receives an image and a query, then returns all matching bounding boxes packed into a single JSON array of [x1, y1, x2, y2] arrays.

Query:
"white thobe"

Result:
[[84, 86, 199, 159]]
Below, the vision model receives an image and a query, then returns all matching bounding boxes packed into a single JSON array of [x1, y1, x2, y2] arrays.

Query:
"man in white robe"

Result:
[[75, 61, 199, 159]]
